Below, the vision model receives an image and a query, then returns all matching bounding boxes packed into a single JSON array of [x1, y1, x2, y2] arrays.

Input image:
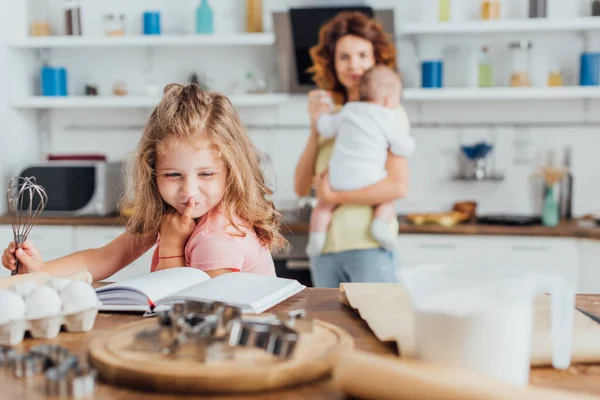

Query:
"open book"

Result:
[[96, 268, 306, 314]]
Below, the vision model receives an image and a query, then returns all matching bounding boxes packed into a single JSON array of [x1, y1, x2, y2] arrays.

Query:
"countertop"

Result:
[[4, 288, 600, 399], [2, 213, 600, 240]]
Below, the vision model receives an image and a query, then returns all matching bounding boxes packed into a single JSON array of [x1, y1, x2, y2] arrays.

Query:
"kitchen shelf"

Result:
[[403, 87, 600, 101], [400, 17, 600, 35], [8, 33, 275, 49], [11, 93, 288, 109]]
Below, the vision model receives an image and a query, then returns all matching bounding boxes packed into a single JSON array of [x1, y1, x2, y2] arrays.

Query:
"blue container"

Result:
[[422, 60, 443, 88], [196, 0, 214, 34], [143, 11, 161, 35], [41, 66, 68, 96], [580, 52, 600, 86]]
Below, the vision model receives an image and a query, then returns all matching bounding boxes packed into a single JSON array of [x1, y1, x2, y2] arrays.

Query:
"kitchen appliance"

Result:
[[272, 234, 312, 287], [15, 162, 123, 216], [477, 214, 541, 226], [273, 7, 395, 93]]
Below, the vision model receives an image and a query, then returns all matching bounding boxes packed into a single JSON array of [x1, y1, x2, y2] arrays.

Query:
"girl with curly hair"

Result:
[[3, 84, 285, 280], [294, 11, 411, 288]]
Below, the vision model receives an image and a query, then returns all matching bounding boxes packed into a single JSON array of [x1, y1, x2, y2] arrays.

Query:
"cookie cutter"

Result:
[[1, 344, 96, 398], [133, 299, 312, 362]]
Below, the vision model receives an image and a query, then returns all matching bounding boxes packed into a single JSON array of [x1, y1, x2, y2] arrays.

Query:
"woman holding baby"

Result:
[[294, 11, 413, 288]]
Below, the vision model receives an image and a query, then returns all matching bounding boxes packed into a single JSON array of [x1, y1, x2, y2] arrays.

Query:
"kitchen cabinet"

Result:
[[397, 234, 579, 289], [0, 225, 592, 292], [0, 225, 75, 278], [0, 225, 153, 281], [74, 227, 154, 282], [577, 239, 600, 294]]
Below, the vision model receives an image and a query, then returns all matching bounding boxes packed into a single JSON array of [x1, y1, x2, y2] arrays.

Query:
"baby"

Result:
[[306, 65, 415, 256]]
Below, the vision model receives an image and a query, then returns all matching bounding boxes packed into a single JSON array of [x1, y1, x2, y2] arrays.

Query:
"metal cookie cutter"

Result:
[[134, 300, 240, 362], [228, 320, 300, 359], [134, 300, 310, 362], [8, 344, 96, 399]]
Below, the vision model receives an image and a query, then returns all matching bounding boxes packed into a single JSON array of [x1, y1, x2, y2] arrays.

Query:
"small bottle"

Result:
[[439, 0, 451, 21], [196, 0, 214, 34], [478, 47, 494, 87], [559, 147, 573, 220]]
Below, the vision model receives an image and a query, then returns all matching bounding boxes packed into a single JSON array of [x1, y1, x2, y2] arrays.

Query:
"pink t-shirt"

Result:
[[150, 210, 275, 276]]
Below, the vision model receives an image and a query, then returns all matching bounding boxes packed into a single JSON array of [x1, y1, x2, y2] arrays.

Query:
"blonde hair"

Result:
[[359, 65, 401, 102], [121, 83, 286, 250]]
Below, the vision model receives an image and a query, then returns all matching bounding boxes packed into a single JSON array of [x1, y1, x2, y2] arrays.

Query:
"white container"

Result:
[[398, 263, 574, 386], [0, 304, 100, 344]]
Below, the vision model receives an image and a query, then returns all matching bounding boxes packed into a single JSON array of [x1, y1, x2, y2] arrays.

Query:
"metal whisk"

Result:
[[7, 177, 48, 276]]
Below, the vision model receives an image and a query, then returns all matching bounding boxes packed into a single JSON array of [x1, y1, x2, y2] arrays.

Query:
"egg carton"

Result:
[[0, 304, 101, 346], [0, 278, 101, 346]]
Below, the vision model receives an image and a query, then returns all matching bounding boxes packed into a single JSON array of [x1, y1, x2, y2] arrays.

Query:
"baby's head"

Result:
[[358, 65, 402, 109], [123, 83, 284, 249]]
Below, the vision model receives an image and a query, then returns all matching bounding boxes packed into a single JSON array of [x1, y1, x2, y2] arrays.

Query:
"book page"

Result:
[[96, 267, 211, 305], [158, 272, 305, 313]]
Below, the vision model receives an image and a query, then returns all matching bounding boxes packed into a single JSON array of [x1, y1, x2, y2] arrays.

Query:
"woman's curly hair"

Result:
[[308, 11, 397, 105]]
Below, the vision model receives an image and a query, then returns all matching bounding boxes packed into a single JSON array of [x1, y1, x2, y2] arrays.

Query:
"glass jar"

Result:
[[548, 69, 563, 87], [478, 46, 494, 87], [509, 40, 532, 87], [103, 13, 125, 36], [481, 0, 499, 20], [30, 0, 51, 36]]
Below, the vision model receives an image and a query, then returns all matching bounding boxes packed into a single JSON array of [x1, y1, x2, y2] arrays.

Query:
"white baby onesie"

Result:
[[317, 102, 415, 191]]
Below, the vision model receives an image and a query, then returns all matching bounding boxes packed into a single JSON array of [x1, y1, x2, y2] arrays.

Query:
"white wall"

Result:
[[2, 0, 600, 216]]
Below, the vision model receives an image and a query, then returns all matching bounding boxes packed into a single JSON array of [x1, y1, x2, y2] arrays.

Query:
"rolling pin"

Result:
[[0, 270, 93, 290], [333, 351, 600, 400]]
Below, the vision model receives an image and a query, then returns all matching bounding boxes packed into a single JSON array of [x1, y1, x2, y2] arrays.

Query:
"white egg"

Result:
[[46, 278, 71, 293], [25, 286, 62, 320], [60, 281, 99, 314], [0, 290, 27, 324], [10, 280, 38, 298]]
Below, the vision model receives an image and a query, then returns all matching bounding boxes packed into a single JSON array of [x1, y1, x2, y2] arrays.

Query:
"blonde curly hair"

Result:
[[121, 83, 286, 250]]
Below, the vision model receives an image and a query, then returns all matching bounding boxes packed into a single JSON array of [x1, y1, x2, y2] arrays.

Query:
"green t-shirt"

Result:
[[315, 105, 411, 254]]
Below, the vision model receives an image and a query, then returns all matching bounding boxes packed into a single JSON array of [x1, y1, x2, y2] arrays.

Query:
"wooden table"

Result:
[[5, 289, 600, 399]]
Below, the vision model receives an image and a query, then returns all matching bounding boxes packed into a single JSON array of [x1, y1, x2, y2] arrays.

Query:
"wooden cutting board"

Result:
[[88, 318, 354, 394]]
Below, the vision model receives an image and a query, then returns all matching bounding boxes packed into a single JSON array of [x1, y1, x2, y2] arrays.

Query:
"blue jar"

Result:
[[196, 0, 214, 34], [580, 52, 600, 86], [41, 66, 68, 96], [422, 60, 443, 88], [143, 11, 161, 35]]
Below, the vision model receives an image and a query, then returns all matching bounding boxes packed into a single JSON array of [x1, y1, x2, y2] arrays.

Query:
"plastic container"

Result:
[[143, 11, 161, 35], [422, 60, 444, 88], [398, 263, 574, 386], [0, 280, 99, 345]]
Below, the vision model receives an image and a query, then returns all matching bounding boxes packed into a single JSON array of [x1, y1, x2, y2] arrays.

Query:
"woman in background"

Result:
[[294, 11, 411, 288]]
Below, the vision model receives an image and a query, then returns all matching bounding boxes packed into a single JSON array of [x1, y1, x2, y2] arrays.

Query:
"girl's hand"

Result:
[[2, 240, 44, 274], [314, 170, 338, 206], [308, 90, 333, 131], [159, 199, 197, 254]]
